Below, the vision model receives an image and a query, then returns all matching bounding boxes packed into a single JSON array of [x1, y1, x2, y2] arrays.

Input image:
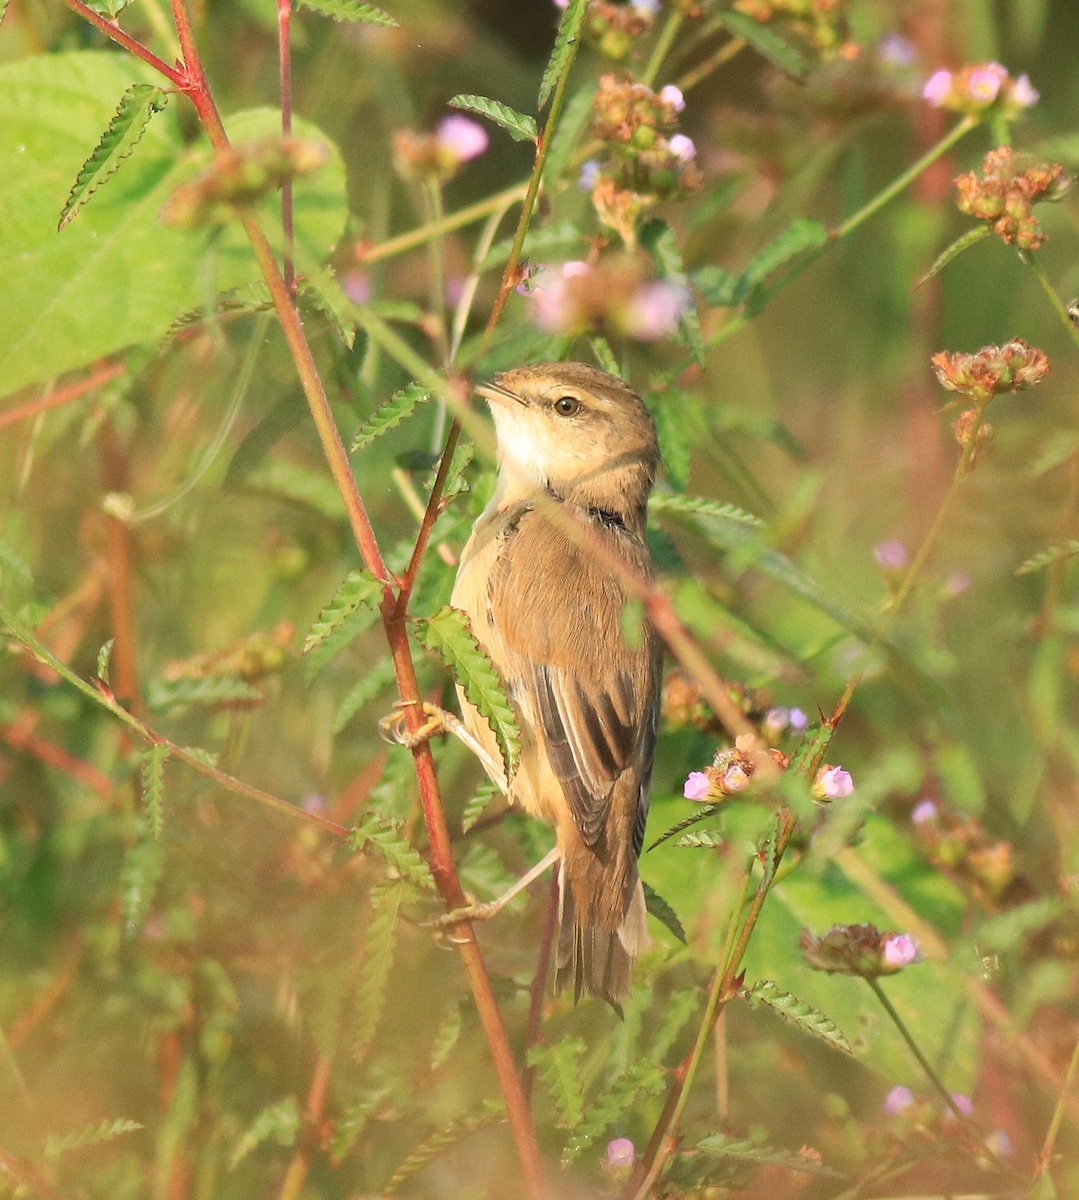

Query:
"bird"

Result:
[[449, 361, 662, 1007]]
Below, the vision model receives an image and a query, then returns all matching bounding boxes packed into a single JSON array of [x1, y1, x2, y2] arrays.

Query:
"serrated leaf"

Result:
[[563, 1060, 666, 1161], [787, 721, 833, 778], [651, 396, 691, 491], [230, 1097, 300, 1169], [120, 819, 163, 933], [589, 335, 619, 376], [295, 0, 396, 24], [643, 881, 686, 943], [675, 828, 726, 849], [695, 1132, 845, 1177], [718, 9, 811, 78], [331, 1088, 391, 1160], [333, 656, 397, 733], [429, 1004, 463, 1072], [353, 878, 406, 1064], [351, 383, 431, 452], [384, 1101, 504, 1195], [648, 806, 718, 851], [418, 606, 520, 781], [693, 263, 743, 307], [299, 265, 356, 349], [641, 218, 703, 365], [744, 980, 852, 1054], [917, 225, 991, 288], [1016, 539, 1079, 576], [527, 1036, 586, 1127], [649, 492, 764, 527], [349, 812, 436, 891], [538, 0, 586, 110], [59, 84, 168, 230], [141, 743, 168, 840], [44, 1118, 143, 1160], [742, 219, 829, 292], [449, 94, 538, 143], [177, 744, 220, 768], [303, 570, 383, 655], [145, 675, 263, 714], [96, 638, 115, 683], [461, 778, 500, 833]]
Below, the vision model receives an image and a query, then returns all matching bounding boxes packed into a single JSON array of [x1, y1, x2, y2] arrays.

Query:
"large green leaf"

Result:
[[0, 51, 347, 399]]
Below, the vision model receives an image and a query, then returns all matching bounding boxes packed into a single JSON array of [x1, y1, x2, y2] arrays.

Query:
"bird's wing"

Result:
[[491, 509, 660, 848]]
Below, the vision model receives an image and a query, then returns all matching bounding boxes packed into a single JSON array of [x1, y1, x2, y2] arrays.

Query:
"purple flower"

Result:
[[668, 133, 697, 163], [818, 766, 854, 799], [606, 1137, 635, 1168], [788, 708, 808, 731], [624, 280, 688, 339], [882, 933, 920, 969], [342, 269, 371, 305], [950, 1092, 974, 1115], [944, 572, 972, 597], [874, 539, 908, 570], [723, 763, 749, 792], [683, 770, 712, 801], [763, 707, 790, 737], [660, 84, 686, 113], [911, 799, 938, 825], [435, 115, 489, 164], [878, 33, 916, 66], [966, 62, 1007, 103], [987, 1129, 1015, 1157], [578, 159, 602, 191], [883, 1085, 915, 1115], [631, 0, 659, 14], [922, 69, 953, 107], [1012, 73, 1040, 108]]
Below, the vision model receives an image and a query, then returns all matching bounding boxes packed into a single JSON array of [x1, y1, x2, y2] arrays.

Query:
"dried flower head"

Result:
[[922, 62, 1039, 118], [800, 923, 921, 978], [954, 146, 1069, 251], [586, 0, 656, 60], [733, 0, 853, 56], [932, 339, 1050, 406], [392, 114, 488, 182]]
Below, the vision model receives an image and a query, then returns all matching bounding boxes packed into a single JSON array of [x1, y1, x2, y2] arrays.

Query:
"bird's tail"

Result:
[[553, 846, 648, 1010]]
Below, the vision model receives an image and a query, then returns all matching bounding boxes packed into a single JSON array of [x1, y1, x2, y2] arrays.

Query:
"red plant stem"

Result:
[[0, 722, 113, 799], [0, 363, 125, 431], [524, 871, 560, 1102], [277, 0, 295, 292], [62, 0, 187, 85]]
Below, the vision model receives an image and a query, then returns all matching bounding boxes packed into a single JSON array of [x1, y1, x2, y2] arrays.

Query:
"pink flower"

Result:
[[911, 799, 938, 825], [950, 1092, 974, 1115], [606, 1138, 635, 1167], [624, 280, 688, 339], [435, 115, 489, 164], [966, 62, 1007, 103], [660, 84, 686, 113], [1012, 73, 1040, 108], [817, 766, 854, 799], [668, 133, 697, 162], [723, 763, 749, 792], [874, 540, 908, 570], [882, 933, 920, 969], [883, 1085, 915, 1114], [788, 708, 808, 731], [683, 771, 712, 801], [922, 69, 953, 106]]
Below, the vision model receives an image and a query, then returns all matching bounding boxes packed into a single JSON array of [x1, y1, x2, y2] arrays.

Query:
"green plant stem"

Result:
[[675, 35, 745, 92], [277, 0, 295, 292], [1023, 249, 1079, 355], [833, 115, 977, 241], [62, 0, 187, 84], [422, 178, 452, 367], [0, 362, 125, 432], [1039, 1029, 1079, 1170], [361, 182, 530, 264], [641, 8, 685, 87]]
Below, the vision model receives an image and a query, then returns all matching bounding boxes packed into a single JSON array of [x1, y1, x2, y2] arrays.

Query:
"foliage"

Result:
[[2, 2, 1079, 1199]]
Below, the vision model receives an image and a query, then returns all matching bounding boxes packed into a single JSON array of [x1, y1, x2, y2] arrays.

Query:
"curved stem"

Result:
[[641, 8, 685, 88]]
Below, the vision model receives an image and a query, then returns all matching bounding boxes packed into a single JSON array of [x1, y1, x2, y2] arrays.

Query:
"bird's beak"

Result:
[[476, 379, 527, 408]]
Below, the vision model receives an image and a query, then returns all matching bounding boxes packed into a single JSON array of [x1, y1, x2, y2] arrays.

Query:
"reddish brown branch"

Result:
[[0, 363, 124, 431], [61, 0, 187, 85], [0, 723, 113, 799]]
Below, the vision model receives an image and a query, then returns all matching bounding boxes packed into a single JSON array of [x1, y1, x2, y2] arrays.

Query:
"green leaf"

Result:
[[461, 778, 500, 833], [695, 1133, 845, 1177], [353, 878, 406, 1064], [693, 263, 743, 307], [640, 218, 703, 366], [650, 395, 691, 491], [563, 1060, 666, 1161], [588, 335, 619, 376], [527, 1036, 586, 1127], [973, 896, 1065, 954], [741, 219, 829, 292], [718, 9, 811, 78], [538, 0, 586, 110], [145, 675, 263, 714], [448, 94, 538, 143], [1016, 539, 1079, 576], [429, 1003, 463, 1072], [295, 0, 397, 24], [647, 806, 717, 851], [331, 1088, 391, 1159], [643, 881, 686, 943], [383, 1101, 504, 1195], [351, 383, 431, 452], [230, 1097, 301, 1169], [0, 53, 348, 399], [95, 638, 115, 683], [333, 656, 397, 733], [917, 225, 991, 288], [120, 816, 163, 933], [418, 606, 520, 782], [44, 1118, 143, 1160], [298, 265, 356, 349], [303, 570, 383, 655], [649, 493, 764, 528], [675, 828, 725, 849], [59, 84, 168, 229], [744, 980, 852, 1055], [349, 812, 436, 891], [140, 743, 169, 840]]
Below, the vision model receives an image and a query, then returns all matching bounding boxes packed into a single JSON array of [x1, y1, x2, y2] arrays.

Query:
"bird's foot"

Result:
[[424, 897, 505, 929], [378, 701, 459, 749]]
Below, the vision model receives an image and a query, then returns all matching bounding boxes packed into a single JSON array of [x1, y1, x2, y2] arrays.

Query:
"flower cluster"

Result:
[[392, 114, 489, 182], [584, 0, 658, 61], [922, 62, 1038, 117], [733, 0, 854, 56], [162, 139, 327, 228], [529, 256, 689, 340], [954, 146, 1069, 251], [800, 923, 921, 978], [911, 800, 1017, 900], [581, 75, 700, 243], [931, 339, 1050, 407]]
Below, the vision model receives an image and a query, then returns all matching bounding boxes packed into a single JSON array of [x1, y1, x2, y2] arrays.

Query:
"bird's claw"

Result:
[[378, 701, 448, 749]]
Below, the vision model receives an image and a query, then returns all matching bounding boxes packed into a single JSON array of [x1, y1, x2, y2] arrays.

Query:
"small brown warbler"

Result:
[[451, 362, 661, 1006]]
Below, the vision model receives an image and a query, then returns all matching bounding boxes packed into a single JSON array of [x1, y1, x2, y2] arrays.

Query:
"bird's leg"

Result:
[[426, 846, 561, 928], [379, 701, 508, 793]]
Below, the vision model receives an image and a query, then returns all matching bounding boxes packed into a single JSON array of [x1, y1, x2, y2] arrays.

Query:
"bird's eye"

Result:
[[554, 395, 581, 416]]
